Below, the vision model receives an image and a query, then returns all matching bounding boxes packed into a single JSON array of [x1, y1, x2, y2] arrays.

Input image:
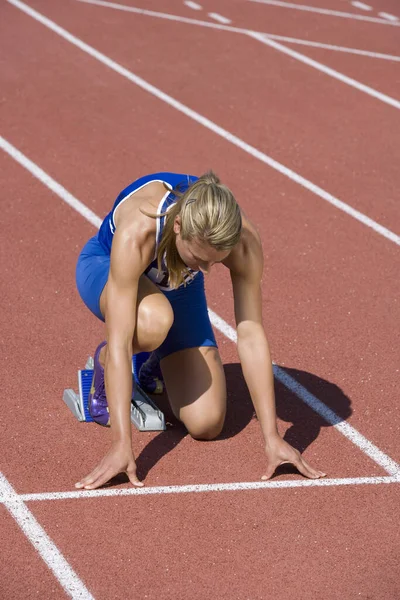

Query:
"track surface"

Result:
[[1, 0, 399, 598]]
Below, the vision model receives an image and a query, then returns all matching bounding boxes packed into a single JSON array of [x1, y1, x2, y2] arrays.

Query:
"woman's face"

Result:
[[174, 218, 230, 274]]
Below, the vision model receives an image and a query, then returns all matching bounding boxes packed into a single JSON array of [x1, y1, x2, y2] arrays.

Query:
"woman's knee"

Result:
[[136, 296, 173, 351], [185, 410, 226, 441]]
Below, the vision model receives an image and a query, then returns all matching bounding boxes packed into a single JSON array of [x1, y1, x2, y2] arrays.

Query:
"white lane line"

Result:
[[208, 309, 400, 477], [73, 0, 400, 111], [0, 473, 94, 599], [2, 136, 400, 478], [351, 1, 372, 10], [184, 1, 202, 10], [208, 12, 231, 24], [76, 0, 400, 62], [0, 138, 102, 229], [379, 12, 399, 22], [258, 33, 400, 62], [7, 2, 400, 247], [273, 366, 400, 476], [248, 0, 400, 26], [247, 30, 400, 110], [8, 476, 400, 502]]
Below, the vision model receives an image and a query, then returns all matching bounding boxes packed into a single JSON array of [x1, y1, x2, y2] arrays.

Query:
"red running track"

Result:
[[1, 0, 399, 598]]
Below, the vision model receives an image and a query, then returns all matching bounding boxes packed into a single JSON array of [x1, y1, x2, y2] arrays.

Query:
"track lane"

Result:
[[26, 486, 400, 600], [2, 151, 389, 494], [0, 506, 69, 599], [1, 2, 399, 466], [216, 0, 400, 53], [280, 42, 400, 100], [9, 0, 400, 232], [97, 0, 400, 54], [2, 2, 400, 598]]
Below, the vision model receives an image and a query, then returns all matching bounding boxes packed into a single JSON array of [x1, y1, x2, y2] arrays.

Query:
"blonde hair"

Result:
[[144, 171, 242, 289]]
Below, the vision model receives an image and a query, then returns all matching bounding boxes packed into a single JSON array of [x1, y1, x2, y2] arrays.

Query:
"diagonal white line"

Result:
[[0, 473, 94, 599], [247, 30, 400, 109], [208, 310, 400, 476], [75, 0, 400, 62], [272, 366, 400, 476], [0, 137, 102, 229], [379, 12, 399, 23], [5, 2, 400, 246], [259, 34, 400, 62], [208, 12, 231, 24], [184, 1, 202, 9], [248, 0, 400, 26], [351, 2, 373, 11], [1, 135, 399, 477]]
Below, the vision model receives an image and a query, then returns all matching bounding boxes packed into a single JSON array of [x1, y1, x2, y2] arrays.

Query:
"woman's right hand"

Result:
[[75, 441, 143, 490]]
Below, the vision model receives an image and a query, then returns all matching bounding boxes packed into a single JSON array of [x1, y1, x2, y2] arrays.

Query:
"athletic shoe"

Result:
[[88, 341, 110, 427], [138, 352, 164, 394]]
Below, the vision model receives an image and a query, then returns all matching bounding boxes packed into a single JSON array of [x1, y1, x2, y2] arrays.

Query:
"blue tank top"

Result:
[[97, 172, 199, 291]]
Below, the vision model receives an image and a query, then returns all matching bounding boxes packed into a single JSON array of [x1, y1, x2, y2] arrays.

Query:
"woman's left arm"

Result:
[[228, 225, 326, 480]]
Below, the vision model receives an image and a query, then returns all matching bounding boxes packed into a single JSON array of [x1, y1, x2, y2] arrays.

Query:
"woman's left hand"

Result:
[[262, 435, 326, 480]]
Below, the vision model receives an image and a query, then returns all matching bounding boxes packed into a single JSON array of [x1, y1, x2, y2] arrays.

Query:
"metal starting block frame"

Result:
[[63, 356, 166, 432]]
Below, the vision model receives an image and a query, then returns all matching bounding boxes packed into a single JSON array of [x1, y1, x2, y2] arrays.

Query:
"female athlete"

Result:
[[75, 171, 325, 490]]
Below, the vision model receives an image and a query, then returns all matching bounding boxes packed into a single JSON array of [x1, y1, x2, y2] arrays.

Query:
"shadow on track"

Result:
[[132, 362, 352, 482]]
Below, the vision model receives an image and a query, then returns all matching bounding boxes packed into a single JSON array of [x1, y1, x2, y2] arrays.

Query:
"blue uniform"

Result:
[[76, 173, 217, 360]]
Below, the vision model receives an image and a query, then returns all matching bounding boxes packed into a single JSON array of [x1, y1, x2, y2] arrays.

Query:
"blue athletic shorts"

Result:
[[75, 235, 217, 360]]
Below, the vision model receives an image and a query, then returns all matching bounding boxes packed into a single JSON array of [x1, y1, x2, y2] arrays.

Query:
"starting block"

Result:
[[63, 355, 166, 432]]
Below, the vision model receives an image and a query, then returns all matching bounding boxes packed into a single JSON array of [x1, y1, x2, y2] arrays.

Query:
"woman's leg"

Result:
[[76, 235, 173, 356], [99, 274, 174, 355], [161, 346, 227, 440]]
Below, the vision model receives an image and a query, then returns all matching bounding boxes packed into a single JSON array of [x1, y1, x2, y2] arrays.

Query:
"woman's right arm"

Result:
[[104, 229, 142, 448], [75, 220, 155, 490]]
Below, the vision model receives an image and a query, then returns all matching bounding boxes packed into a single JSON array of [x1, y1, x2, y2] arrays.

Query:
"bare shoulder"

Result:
[[111, 181, 168, 271], [114, 181, 167, 231], [223, 212, 263, 280]]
